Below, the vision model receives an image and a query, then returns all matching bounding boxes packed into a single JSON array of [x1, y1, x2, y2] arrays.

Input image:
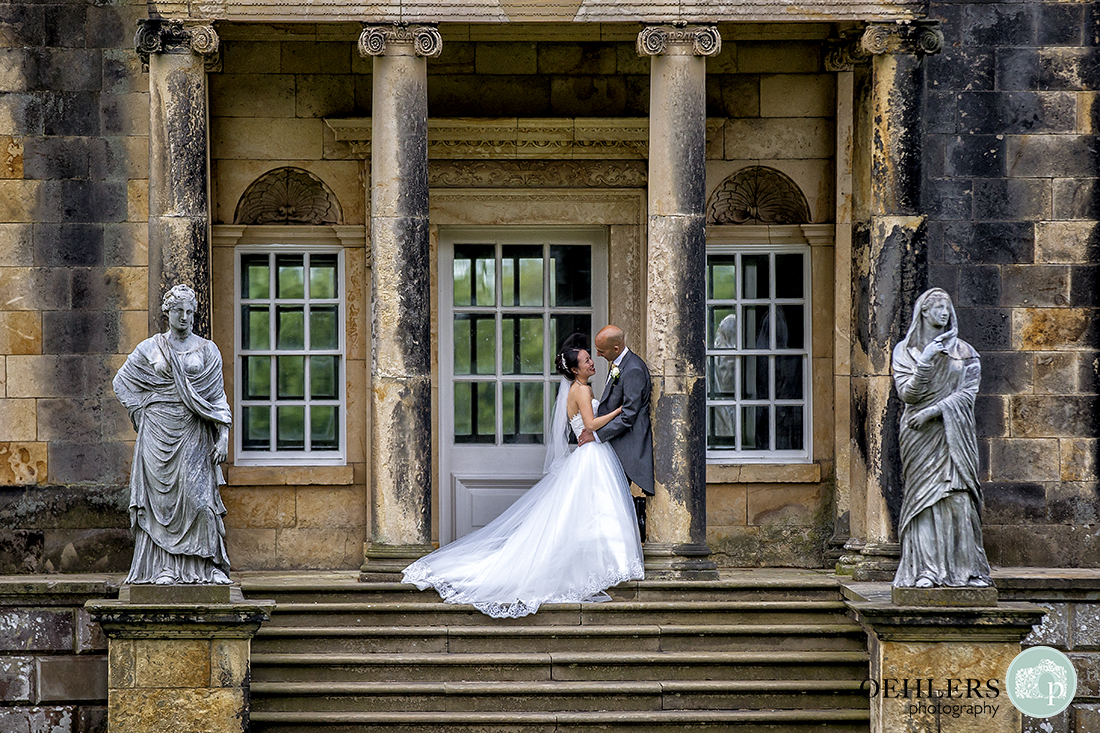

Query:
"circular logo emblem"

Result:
[[1006, 646, 1077, 718]]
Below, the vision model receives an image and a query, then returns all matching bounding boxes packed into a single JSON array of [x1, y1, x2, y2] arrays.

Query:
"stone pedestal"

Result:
[[638, 25, 720, 580], [87, 587, 273, 733], [358, 24, 442, 581], [845, 22, 944, 582], [136, 20, 219, 338], [846, 583, 1044, 733]]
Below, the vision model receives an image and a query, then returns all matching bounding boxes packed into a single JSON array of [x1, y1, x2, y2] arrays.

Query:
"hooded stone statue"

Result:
[[891, 287, 992, 589]]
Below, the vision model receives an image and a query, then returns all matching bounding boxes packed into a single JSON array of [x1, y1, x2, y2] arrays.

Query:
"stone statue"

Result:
[[113, 284, 233, 584], [891, 288, 992, 589]]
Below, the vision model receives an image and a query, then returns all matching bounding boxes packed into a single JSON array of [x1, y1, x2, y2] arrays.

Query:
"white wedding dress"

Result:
[[403, 383, 644, 618]]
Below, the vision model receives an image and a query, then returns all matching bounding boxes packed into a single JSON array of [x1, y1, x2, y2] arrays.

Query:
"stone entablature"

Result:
[[134, 0, 923, 24], [325, 118, 725, 160]]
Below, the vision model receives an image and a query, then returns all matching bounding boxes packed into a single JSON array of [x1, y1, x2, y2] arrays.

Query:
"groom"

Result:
[[578, 325, 654, 539]]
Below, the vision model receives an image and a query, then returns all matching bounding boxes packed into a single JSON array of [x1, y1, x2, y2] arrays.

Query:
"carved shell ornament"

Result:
[[234, 167, 344, 226], [707, 167, 811, 225]]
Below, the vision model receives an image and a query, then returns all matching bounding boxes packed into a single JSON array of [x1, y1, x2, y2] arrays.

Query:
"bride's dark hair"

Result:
[[555, 347, 583, 381]]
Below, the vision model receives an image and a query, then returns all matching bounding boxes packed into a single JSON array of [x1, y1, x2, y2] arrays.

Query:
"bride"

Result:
[[402, 341, 645, 618]]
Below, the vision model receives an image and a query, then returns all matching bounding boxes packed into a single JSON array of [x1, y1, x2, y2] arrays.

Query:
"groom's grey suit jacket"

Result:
[[595, 350, 655, 496]]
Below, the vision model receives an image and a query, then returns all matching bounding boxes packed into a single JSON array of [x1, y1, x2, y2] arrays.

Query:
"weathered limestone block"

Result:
[[0, 656, 33, 703], [1011, 395, 1100, 438], [1013, 308, 1099, 351], [0, 608, 74, 652], [849, 591, 1044, 733], [88, 596, 272, 733], [0, 443, 46, 485], [37, 655, 108, 701]]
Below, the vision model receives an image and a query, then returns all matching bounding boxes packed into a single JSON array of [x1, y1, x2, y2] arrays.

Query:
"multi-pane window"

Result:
[[235, 248, 345, 464], [452, 242, 593, 444], [706, 246, 811, 460]]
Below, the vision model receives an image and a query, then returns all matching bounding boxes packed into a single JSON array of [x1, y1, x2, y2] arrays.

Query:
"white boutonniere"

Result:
[[610, 365, 621, 382]]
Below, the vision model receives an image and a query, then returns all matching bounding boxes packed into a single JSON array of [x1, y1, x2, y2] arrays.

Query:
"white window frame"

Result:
[[705, 240, 813, 464], [233, 244, 347, 466]]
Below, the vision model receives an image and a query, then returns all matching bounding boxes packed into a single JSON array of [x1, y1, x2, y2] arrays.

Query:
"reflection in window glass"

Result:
[[503, 382, 544, 444], [277, 405, 306, 450], [310, 254, 338, 299], [550, 246, 591, 307], [450, 237, 598, 451], [708, 255, 736, 300], [242, 255, 270, 299], [705, 249, 809, 457], [742, 255, 769, 299], [276, 255, 305, 299]]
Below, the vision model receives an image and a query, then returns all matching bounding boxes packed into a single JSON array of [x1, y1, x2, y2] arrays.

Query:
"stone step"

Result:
[[250, 650, 870, 684], [253, 622, 867, 654], [240, 576, 843, 604], [263, 600, 852, 627], [249, 708, 871, 732], [250, 679, 870, 713]]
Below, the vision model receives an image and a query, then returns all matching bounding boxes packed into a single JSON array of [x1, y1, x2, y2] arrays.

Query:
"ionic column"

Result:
[[135, 20, 219, 337], [358, 24, 442, 580], [847, 22, 944, 580], [638, 25, 720, 580]]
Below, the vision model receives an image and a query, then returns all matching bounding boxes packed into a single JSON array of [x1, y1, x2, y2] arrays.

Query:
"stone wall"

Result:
[[999, 571, 1100, 732], [0, 0, 148, 573], [922, 1, 1100, 565], [0, 577, 116, 732]]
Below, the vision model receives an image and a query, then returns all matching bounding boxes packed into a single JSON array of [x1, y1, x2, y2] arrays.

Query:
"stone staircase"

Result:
[[241, 570, 870, 732]]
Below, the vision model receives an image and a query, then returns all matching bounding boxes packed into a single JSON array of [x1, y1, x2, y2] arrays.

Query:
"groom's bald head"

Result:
[[595, 325, 625, 362]]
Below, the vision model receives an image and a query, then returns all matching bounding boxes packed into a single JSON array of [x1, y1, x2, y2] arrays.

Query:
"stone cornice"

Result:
[[136, 2, 923, 25], [135, 19, 220, 70], [325, 117, 725, 160], [358, 23, 443, 58], [860, 21, 944, 57], [637, 25, 721, 57]]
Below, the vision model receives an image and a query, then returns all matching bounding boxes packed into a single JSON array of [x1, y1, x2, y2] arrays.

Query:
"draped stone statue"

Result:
[[113, 284, 233, 584], [891, 288, 993, 589]]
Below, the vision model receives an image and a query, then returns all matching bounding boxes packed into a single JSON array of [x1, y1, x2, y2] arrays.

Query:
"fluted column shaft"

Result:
[[137, 20, 219, 336], [639, 25, 720, 579], [359, 24, 442, 579]]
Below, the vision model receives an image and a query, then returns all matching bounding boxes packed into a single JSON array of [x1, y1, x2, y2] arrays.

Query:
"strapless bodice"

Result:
[[570, 399, 599, 439]]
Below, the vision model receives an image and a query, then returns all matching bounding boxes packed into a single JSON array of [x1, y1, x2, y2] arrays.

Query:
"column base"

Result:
[[824, 530, 850, 563], [852, 542, 901, 582], [643, 543, 719, 580], [360, 543, 435, 582]]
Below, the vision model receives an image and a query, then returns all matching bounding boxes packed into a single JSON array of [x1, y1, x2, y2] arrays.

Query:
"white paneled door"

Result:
[[439, 227, 608, 544]]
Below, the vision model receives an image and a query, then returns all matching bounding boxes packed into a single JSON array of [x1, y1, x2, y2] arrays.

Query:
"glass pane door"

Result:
[[441, 227, 608, 544], [451, 241, 595, 447]]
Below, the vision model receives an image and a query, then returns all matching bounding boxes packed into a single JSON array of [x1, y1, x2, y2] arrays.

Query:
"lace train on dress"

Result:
[[403, 419, 644, 618]]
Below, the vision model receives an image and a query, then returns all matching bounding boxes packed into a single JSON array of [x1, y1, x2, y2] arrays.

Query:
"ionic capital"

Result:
[[636, 24, 721, 58], [860, 21, 944, 57], [358, 23, 443, 58], [135, 19, 220, 70]]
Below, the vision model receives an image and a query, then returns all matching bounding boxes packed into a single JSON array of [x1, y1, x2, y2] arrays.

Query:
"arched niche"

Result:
[[707, 166, 812, 225], [234, 166, 344, 226]]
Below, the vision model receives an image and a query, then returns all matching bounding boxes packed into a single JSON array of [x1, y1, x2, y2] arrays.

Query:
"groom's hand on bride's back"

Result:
[[577, 429, 594, 446]]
